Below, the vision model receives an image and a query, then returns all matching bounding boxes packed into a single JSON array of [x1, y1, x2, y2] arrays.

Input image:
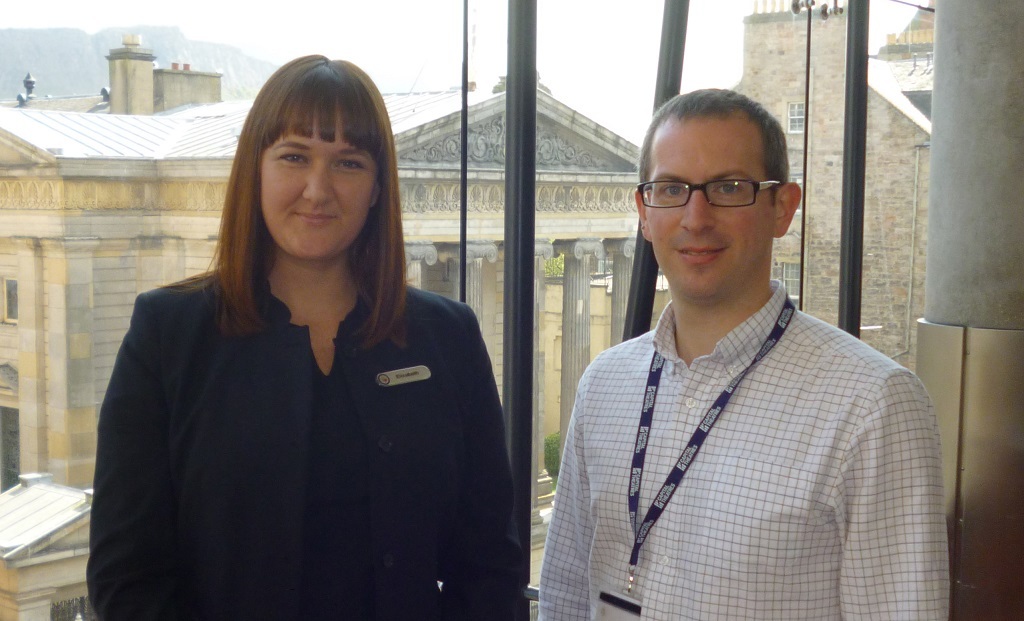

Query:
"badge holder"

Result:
[[597, 591, 642, 619]]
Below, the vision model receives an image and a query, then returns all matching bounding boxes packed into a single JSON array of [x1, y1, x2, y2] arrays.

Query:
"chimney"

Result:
[[106, 34, 156, 115]]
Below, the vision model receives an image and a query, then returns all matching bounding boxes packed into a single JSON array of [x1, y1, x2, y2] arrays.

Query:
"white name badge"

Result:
[[376, 365, 431, 387], [597, 591, 641, 619]]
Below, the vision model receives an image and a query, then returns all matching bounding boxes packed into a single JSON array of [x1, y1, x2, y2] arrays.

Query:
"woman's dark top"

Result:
[[86, 284, 522, 621], [300, 311, 375, 618]]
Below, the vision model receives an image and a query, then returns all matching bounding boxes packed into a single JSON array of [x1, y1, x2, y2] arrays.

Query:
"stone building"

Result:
[[0, 38, 642, 495], [738, 2, 933, 370], [0, 473, 93, 621]]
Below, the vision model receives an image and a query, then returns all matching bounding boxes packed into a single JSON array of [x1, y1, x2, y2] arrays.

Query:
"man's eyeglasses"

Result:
[[637, 179, 781, 208]]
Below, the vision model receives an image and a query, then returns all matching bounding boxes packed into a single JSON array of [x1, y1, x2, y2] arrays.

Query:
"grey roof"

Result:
[[0, 95, 107, 114], [0, 91, 504, 161], [0, 107, 180, 158], [885, 57, 935, 94], [868, 59, 931, 134], [0, 474, 90, 561], [384, 90, 500, 134]]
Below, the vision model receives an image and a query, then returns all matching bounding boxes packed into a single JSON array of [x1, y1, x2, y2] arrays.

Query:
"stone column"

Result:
[[14, 237, 46, 477], [533, 241, 554, 499], [439, 242, 497, 324], [604, 237, 636, 346], [553, 239, 605, 450], [531, 240, 554, 581], [404, 241, 438, 289], [464, 242, 498, 323], [135, 235, 185, 292], [916, 4, 1024, 619], [41, 237, 100, 488]]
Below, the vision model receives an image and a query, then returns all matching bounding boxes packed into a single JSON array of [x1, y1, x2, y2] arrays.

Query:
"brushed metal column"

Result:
[[916, 2, 1024, 618]]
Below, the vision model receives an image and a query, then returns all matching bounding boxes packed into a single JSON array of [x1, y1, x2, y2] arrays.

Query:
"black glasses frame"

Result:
[[636, 179, 781, 208]]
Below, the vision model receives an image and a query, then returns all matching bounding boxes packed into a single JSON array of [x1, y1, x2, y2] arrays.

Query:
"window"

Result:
[[1, 279, 15, 324], [781, 261, 801, 301], [0, 407, 18, 492], [788, 102, 805, 133]]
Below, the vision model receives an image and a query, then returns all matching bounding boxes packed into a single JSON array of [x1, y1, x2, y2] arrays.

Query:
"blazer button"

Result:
[[382, 553, 395, 569], [378, 435, 393, 452]]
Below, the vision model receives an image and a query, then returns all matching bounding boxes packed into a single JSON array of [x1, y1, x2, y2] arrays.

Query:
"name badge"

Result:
[[376, 365, 431, 387], [597, 591, 641, 619]]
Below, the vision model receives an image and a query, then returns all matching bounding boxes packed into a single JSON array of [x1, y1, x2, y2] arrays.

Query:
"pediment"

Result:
[[0, 129, 56, 169], [395, 91, 638, 174]]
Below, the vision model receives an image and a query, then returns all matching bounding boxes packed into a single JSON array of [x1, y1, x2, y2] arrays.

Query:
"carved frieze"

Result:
[[0, 180, 61, 210], [403, 116, 612, 170], [401, 182, 633, 214], [160, 182, 227, 212], [0, 179, 229, 211]]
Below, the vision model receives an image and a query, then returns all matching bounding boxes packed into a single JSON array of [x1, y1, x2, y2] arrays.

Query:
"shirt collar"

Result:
[[652, 281, 792, 368]]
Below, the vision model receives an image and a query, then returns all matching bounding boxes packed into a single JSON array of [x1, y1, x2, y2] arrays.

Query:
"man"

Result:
[[539, 89, 948, 620]]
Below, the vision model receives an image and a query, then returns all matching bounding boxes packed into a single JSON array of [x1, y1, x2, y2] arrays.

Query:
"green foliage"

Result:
[[544, 432, 561, 480], [544, 255, 564, 278]]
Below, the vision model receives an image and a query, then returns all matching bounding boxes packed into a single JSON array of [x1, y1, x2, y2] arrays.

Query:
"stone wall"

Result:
[[738, 8, 931, 369]]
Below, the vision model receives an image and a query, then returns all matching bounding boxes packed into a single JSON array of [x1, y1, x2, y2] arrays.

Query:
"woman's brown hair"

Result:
[[202, 55, 406, 347]]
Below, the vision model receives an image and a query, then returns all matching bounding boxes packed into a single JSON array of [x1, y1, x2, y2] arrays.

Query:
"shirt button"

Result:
[[685, 397, 697, 409], [382, 553, 395, 568], [378, 436, 394, 452], [727, 365, 739, 376]]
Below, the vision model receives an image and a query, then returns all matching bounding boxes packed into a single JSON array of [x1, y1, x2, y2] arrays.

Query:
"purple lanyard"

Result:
[[625, 298, 795, 594]]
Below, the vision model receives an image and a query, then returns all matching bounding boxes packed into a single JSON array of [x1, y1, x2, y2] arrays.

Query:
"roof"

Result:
[[868, 58, 931, 134], [0, 89, 638, 168], [0, 107, 180, 158], [0, 91, 504, 161], [0, 474, 90, 562], [384, 90, 501, 134], [885, 56, 935, 94], [0, 95, 108, 114]]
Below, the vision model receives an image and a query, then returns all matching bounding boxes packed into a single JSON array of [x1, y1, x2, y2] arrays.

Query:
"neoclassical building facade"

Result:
[[0, 60, 641, 497]]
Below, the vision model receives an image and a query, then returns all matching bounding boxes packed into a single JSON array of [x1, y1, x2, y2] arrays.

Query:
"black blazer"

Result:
[[87, 285, 522, 620]]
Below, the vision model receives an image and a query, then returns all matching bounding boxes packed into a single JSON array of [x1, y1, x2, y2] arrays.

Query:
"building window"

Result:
[[788, 102, 805, 133], [0, 407, 18, 491], [781, 262, 801, 300], [1, 279, 15, 324], [791, 170, 804, 190]]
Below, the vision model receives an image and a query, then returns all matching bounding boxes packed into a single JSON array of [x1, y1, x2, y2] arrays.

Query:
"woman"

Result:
[[87, 56, 522, 620]]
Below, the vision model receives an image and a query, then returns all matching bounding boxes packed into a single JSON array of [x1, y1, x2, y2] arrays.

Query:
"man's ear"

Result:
[[635, 189, 652, 241], [773, 182, 802, 238]]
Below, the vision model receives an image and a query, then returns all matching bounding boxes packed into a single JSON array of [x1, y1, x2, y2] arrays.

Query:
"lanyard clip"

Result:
[[626, 564, 637, 594]]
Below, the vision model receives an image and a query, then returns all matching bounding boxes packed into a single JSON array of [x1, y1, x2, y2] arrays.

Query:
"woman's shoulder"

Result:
[[405, 287, 475, 324], [133, 277, 218, 326]]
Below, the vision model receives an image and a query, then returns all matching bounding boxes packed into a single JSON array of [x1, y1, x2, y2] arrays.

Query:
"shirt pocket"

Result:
[[701, 454, 835, 572]]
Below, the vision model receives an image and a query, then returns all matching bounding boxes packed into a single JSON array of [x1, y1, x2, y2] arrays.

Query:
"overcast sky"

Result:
[[3, 0, 917, 142]]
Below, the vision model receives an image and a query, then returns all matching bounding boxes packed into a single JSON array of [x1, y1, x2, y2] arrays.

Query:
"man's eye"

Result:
[[661, 183, 685, 196]]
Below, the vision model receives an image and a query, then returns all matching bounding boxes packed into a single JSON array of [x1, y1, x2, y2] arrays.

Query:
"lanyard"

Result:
[[625, 298, 795, 594]]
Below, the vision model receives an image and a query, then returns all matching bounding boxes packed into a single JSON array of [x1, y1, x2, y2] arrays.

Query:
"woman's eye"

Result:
[[281, 153, 306, 163]]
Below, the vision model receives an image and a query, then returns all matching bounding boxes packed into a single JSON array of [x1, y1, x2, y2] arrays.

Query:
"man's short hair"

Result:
[[637, 89, 790, 184]]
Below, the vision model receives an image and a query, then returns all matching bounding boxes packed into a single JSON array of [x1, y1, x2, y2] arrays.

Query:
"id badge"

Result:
[[597, 591, 641, 619]]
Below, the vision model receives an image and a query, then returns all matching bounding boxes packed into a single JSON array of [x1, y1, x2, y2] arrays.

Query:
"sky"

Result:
[[3, 0, 918, 143]]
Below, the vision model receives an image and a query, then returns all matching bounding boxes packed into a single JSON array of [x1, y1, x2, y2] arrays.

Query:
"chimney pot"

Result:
[[172, 62, 180, 70], [183, 63, 191, 71]]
